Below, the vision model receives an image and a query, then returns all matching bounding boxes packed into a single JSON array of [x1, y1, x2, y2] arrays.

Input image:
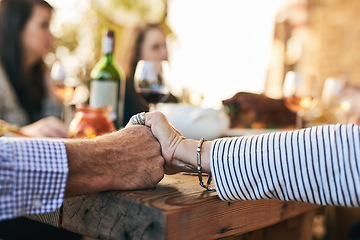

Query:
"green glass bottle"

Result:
[[90, 30, 124, 129]]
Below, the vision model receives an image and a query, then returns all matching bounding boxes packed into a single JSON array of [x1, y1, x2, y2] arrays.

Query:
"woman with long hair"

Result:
[[123, 23, 176, 125], [0, 0, 67, 137]]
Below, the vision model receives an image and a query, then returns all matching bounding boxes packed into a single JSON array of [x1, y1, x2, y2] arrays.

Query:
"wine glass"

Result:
[[322, 77, 352, 124], [50, 61, 79, 122], [283, 71, 318, 128], [134, 60, 170, 110]]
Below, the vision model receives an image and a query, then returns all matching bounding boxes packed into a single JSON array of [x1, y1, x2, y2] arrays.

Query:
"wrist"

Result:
[[173, 139, 197, 167], [64, 139, 110, 197], [174, 139, 212, 173]]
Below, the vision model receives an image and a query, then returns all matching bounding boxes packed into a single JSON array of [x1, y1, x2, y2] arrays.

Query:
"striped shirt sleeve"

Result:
[[210, 124, 360, 206], [0, 137, 69, 221]]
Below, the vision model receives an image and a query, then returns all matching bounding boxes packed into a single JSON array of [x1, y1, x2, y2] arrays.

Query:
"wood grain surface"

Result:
[[61, 174, 320, 240]]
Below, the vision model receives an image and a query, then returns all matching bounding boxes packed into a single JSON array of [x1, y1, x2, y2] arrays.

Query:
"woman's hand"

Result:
[[20, 116, 68, 138], [127, 111, 194, 174]]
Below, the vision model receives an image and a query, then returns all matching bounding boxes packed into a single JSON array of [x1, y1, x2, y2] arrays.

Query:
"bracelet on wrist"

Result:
[[197, 138, 214, 191]]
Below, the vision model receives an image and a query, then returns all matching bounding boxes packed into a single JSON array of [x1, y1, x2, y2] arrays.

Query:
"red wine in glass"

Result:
[[137, 88, 168, 105], [134, 60, 170, 109]]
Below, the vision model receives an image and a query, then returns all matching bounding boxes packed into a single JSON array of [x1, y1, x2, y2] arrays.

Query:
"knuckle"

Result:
[[142, 126, 152, 134], [152, 169, 164, 185], [158, 156, 165, 166]]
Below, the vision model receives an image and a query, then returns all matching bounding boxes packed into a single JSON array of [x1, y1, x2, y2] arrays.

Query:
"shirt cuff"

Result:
[[2, 137, 69, 220], [210, 138, 229, 201]]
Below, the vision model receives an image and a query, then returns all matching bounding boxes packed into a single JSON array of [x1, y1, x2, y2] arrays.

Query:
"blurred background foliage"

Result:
[[49, 0, 171, 87]]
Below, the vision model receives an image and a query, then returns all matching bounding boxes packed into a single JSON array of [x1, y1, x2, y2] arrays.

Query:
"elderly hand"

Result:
[[20, 116, 68, 138], [64, 125, 165, 196]]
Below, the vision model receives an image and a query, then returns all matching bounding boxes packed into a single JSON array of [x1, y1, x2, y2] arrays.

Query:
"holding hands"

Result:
[[65, 111, 211, 198], [127, 111, 212, 174], [66, 111, 213, 197], [69, 111, 360, 207], [65, 111, 212, 198]]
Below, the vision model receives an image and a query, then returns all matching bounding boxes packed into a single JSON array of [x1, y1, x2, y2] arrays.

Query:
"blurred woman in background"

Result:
[[123, 23, 176, 125], [0, 0, 80, 238], [0, 0, 67, 137]]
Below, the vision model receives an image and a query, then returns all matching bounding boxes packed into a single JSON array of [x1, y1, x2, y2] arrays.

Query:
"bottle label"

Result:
[[90, 81, 118, 120], [103, 37, 114, 54]]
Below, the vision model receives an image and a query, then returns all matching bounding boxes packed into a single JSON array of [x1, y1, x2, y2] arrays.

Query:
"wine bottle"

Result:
[[90, 30, 125, 129]]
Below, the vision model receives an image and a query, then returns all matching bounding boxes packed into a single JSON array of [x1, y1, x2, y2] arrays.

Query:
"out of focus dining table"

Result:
[[29, 171, 322, 240]]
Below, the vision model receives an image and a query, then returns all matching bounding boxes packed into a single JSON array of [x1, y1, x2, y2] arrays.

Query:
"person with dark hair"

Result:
[[123, 23, 176, 126], [0, 0, 72, 237], [0, 0, 67, 138]]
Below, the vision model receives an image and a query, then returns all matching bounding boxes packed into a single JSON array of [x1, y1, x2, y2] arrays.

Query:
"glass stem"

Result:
[[62, 103, 73, 126], [296, 111, 304, 129], [60, 104, 65, 122]]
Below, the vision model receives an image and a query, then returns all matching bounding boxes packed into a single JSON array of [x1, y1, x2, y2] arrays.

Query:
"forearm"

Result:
[[211, 124, 360, 207], [64, 138, 111, 197]]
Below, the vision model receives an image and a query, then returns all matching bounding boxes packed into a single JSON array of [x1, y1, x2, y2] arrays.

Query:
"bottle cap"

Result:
[[103, 30, 114, 54], [106, 30, 114, 38]]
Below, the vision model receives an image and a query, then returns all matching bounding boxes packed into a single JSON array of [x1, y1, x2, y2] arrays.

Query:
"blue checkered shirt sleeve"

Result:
[[0, 137, 69, 221]]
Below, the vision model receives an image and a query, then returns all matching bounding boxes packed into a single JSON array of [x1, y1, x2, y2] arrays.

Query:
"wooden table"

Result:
[[33, 173, 321, 240]]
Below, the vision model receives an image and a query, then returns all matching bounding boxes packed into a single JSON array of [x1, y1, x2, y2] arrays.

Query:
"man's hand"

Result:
[[64, 126, 165, 197]]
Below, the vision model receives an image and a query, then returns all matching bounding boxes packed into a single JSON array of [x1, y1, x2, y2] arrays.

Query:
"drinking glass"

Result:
[[51, 61, 79, 103], [283, 71, 318, 128], [50, 61, 79, 122], [134, 60, 170, 110], [322, 77, 352, 124]]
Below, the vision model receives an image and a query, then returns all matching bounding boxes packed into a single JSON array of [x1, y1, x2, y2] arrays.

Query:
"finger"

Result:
[[144, 111, 171, 128], [126, 112, 148, 128]]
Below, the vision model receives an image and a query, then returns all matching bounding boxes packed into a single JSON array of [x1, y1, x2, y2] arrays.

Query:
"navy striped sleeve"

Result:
[[210, 124, 360, 206]]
